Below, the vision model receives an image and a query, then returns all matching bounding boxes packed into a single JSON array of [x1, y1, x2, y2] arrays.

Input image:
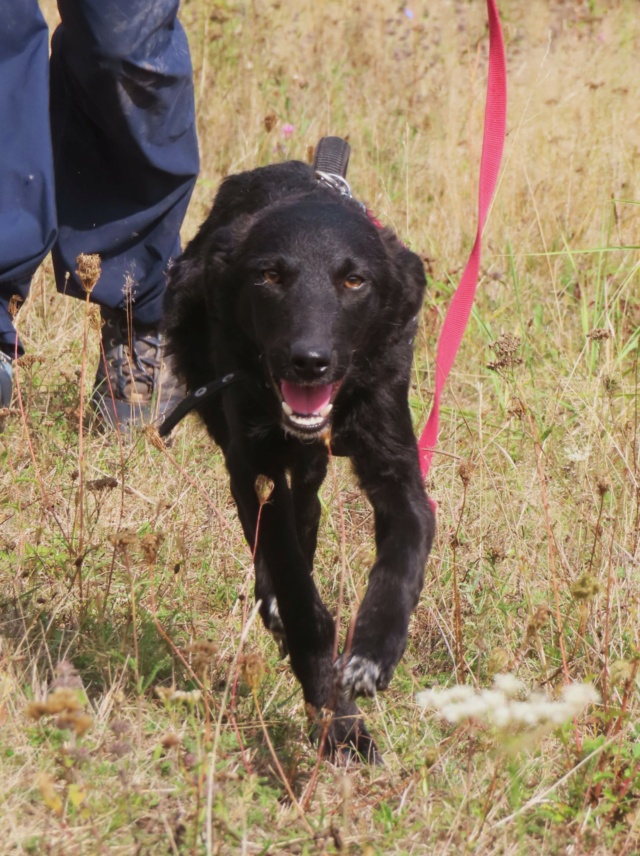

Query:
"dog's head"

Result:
[[236, 198, 392, 438], [173, 191, 426, 440]]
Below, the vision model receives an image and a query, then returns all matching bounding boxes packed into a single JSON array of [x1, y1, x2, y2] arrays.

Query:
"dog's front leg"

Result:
[[227, 460, 334, 701], [226, 447, 378, 760], [290, 444, 328, 569], [339, 431, 435, 698]]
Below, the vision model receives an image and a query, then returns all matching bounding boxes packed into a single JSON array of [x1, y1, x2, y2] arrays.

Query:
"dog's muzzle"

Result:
[[277, 379, 341, 437]]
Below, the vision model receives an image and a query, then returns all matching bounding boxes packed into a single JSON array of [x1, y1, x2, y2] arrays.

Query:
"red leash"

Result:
[[417, 0, 507, 479]]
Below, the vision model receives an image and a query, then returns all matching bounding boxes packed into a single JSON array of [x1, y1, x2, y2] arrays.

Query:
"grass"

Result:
[[1, 0, 640, 852]]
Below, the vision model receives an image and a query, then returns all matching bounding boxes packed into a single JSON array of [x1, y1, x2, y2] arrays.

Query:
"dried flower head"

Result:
[[27, 687, 84, 719], [263, 113, 277, 132], [140, 531, 164, 565], [86, 476, 118, 491], [487, 647, 510, 676], [457, 460, 474, 486], [586, 327, 610, 341], [49, 660, 84, 693], [55, 711, 94, 736], [239, 651, 266, 692], [8, 294, 24, 318], [507, 397, 526, 419], [609, 659, 633, 687], [571, 573, 601, 602], [76, 253, 101, 294], [184, 639, 218, 673], [108, 740, 133, 758], [255, 475, 275, 505], [525, 604, 549, 642], [487, 333, 523, 372], [17, 354, 42, 368], [596, 477, 611, 497], [109, 528, 139, 550], [161, 732, 182, 750], [143, 425, 166, 451], [110, 719, 132, 736]]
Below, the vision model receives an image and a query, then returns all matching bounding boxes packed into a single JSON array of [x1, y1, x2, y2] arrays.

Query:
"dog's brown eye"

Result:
[[344, 274, 364, 290], [262, 269, 280, 284]]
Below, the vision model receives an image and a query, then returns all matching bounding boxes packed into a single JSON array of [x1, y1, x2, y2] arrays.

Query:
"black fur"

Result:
[[164, 160, 435, 761]]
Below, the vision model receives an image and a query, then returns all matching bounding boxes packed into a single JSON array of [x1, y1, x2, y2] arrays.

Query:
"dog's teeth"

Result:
[[282, 401, 293, 416], [289, 414, 324, 428], [318, 403, 333, 418]]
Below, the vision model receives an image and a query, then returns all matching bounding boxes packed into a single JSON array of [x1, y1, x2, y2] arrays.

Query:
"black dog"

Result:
[[164, 154, 435, 760]]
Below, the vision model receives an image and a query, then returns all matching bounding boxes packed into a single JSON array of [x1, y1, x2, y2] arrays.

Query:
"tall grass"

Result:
[[1, 0, 640, 852]]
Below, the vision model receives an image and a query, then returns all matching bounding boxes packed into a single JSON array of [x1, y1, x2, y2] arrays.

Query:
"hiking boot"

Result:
[[91, 307, 184, 432]]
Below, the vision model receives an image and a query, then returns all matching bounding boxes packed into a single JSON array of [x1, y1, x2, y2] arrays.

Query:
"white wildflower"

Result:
[[561, 682, 599, 709], [416, 676, 598, 734], [493, 673, 525, 697], [565, 444, 591, 463]]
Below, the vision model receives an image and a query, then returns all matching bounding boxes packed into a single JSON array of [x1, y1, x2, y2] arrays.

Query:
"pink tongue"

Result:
[[281, 382, 332, 415]]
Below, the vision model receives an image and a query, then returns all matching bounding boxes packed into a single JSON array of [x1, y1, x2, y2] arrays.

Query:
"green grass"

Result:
[[2, 0, 640, 852]]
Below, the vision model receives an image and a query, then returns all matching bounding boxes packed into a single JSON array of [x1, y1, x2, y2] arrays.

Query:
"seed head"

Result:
[[507, 397, 526, 419], [255, 474, 274, 505], [76, 253, 101, 294], [140, 531, 164, 565], [570, 573, 601, 602], [184, 639, 218, 673], [239, 651, 267, 692], [109, 528, 139, 551], [609, 659, 633, 687], [525, 604, 549, 641], [457, 460, 474, 486], [8, 294, 24, 318], [586, 327, 610, 341], [143, 425, 166, 451], [55, 711, 94, 736], [161, 732, 181, 750], [487, 647, 510, 676], [49, 660, 84, 692], [488, 333, 523, 372]]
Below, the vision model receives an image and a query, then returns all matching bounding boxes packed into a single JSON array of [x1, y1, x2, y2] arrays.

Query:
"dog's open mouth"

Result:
[[279, 380, 339, 435]]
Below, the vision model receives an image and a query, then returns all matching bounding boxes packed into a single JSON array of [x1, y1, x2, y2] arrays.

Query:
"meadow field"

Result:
[[1, 0, 640, 852]]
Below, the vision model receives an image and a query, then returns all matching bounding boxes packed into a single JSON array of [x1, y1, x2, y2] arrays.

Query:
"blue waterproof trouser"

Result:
[[0, 0, 199, 355]]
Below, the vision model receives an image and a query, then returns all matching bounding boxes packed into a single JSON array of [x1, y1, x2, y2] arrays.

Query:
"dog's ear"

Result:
[[379, 228, 427, 331], [163, 251, 212, 391], [163, 216, 253, 390]]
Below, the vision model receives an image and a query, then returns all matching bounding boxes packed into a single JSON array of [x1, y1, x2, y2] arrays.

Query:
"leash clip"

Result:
[[314, 170, 353, 198]]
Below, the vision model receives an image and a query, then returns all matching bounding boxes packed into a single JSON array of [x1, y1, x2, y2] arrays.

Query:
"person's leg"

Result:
[[51, 0, 199, 323], [0, 0, 57, 376], [51, 0, 199, 428]]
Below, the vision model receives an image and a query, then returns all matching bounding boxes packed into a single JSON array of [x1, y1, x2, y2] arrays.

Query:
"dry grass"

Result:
[[2, 0, 640, 852]]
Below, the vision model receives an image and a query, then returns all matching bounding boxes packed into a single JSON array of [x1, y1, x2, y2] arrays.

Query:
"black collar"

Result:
[[157, 370, 250, 437]]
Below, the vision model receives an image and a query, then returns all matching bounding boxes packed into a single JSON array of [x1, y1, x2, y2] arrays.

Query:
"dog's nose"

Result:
[[290, 343, 331, 379]]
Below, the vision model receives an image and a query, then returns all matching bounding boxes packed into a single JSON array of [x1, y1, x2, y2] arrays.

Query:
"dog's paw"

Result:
[[336, 654, 389, 700], [265, 599, 288, 659], [307, 703, 382, 765]]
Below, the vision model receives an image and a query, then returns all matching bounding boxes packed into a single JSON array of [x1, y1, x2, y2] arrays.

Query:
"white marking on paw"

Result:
[[268, 599, 283, 631], [267, 600, 287, 658], [338, 655, 381, 699]]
